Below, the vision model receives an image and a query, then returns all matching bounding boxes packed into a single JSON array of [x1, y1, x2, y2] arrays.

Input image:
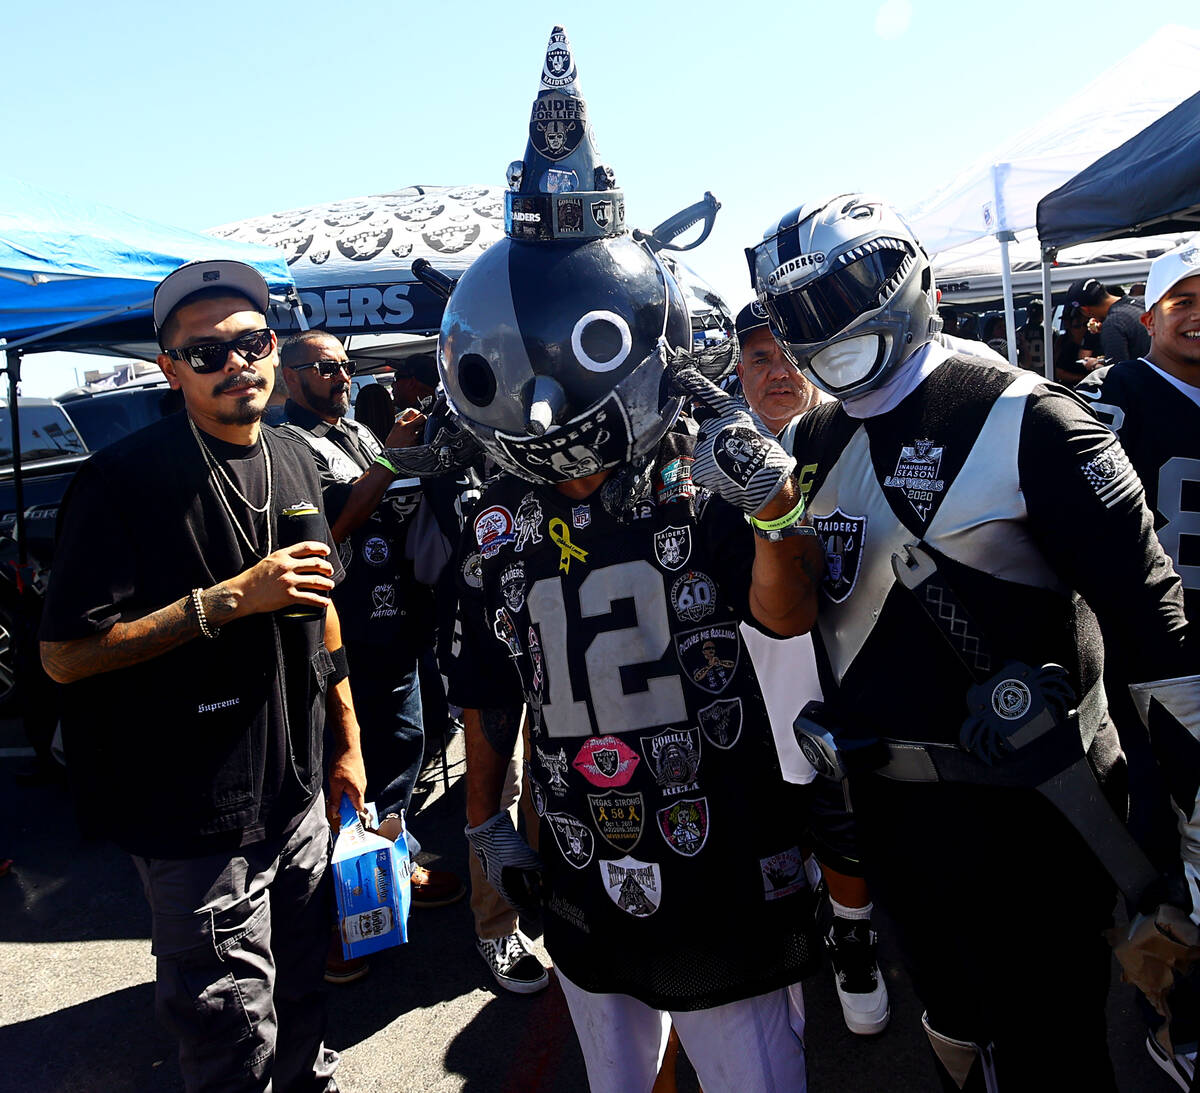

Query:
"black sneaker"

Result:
[[826, 919, 890, 1035], [476, 933, 550, 995]]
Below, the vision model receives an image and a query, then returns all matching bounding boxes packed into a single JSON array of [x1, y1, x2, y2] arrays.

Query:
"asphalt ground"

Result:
[[0, 713, 1174, 1093]]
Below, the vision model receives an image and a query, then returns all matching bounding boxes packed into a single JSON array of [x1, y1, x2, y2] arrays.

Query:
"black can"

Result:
[[277, 503, 328, 622]]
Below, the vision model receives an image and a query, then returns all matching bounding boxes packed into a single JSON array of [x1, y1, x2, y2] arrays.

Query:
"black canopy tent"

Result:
[[1037, 89, 1200, 251]]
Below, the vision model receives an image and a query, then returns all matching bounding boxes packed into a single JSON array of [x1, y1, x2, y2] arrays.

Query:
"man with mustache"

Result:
[[279, 331, 465, 961], [40, 260, 366, 1092]]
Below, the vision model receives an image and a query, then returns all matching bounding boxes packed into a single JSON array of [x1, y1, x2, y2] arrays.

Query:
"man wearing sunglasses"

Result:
[[279, 332, 465, 950], [39, 259, 366, 1093]]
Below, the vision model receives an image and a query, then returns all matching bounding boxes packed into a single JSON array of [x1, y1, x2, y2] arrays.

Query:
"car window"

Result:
[[0, 404, 87, 465], [62, 387, 180, 451]]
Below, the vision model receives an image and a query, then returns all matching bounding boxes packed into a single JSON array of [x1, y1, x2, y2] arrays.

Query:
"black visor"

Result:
[[767, 247, 909, 346]]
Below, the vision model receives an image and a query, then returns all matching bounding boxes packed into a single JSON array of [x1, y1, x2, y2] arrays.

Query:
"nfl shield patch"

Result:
[[656, 797, 709, 857]]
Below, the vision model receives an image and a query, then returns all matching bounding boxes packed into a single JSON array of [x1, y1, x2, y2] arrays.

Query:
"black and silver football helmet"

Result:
[[747, 194, 941, 399], [436, 26, 694, 484]]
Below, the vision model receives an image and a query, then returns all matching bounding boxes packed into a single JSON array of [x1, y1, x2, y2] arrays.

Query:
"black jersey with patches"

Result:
[[1077, 359, 1200, 625], [446, 432, 819, 1010], [786, 355, 1188, 759]]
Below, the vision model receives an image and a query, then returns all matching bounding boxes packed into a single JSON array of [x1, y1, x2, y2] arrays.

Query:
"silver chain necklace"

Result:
[[189, 417, 274, 558]]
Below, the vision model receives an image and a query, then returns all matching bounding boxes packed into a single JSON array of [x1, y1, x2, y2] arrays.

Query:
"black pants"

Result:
[[852, 774, 1118, 1091]]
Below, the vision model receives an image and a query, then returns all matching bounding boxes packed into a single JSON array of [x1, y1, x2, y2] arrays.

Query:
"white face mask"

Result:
[[806, 334, 883, 393]]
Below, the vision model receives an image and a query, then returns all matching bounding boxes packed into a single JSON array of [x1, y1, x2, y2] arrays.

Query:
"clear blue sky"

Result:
[[6, 0, 1192, 393]]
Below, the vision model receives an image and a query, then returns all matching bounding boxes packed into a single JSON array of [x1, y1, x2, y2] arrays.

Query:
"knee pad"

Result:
[[922, 1012, 999, 1092]]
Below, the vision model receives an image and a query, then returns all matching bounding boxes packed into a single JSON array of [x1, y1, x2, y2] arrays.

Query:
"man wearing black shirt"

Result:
[[279, 330, 464, 913], [40, 260, 365, 1093], [1067, 276, 1152, 363]]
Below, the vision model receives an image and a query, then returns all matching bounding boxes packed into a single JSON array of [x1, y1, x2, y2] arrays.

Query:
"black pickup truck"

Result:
[[0, 380, 181, 713]]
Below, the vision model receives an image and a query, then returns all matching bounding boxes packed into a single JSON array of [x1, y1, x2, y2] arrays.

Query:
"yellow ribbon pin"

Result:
[[548, 517, 588, 574]]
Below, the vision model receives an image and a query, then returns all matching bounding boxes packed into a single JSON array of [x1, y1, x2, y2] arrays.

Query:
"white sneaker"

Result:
[[826, 920, 890, 1035], [1146, 1034, 1196, 1091], [476, 933, 550, 995]]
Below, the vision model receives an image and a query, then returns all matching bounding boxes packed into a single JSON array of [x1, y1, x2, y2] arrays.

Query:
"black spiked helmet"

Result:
[[437, 26, 692, 484]]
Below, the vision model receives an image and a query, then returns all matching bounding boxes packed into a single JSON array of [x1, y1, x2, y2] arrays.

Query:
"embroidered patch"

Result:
[[587, 790, 645, 852], [525, 763, 548, 817], [656, 797, 709, 857], [527, 626, 544, 698], [545, 812, 595, 869], [653, 525, 692, 571], [883, 439, 945, 521], [670, 569, 716, 622], [760, 847, 808, 901], [601, 856, 662, 917], [513, 493, 545, 552], [535, 744, 570, 795], [572, 736, 640, 787], [370, 583, 398, 619], [657, 456, 696, 504], [675, 624, 740, 694], [572, 504, 591, 530], [500, 562, 526, 613], [811, 509, 867, 604], [492, 608, 521, 658], [1081, 444, 1141, 509], [460, 550, 483, 590], [697, 698, 743, 749], [362, 535, 390, 566], [639, 727, 701, 797], [474, 505, 514, 558]]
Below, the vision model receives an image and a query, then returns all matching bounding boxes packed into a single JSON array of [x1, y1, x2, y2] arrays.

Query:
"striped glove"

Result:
[[670, 363, 796, 516], [465, 812, 544, 913]]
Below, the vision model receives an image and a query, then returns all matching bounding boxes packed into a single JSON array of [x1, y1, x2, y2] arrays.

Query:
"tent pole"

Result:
[[998, 230, 1018, 366], [1040, 251, 1056, 381], [4, 347, 27, 566]]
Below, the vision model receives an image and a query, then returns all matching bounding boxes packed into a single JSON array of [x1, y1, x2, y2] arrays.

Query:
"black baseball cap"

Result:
[[734, 300, 771, 346], [1065, 277, 1106, 308], [394, 351, 438, 387]]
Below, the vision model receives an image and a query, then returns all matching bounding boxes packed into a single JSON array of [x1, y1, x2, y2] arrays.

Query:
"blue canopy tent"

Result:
[[0, 175, 295, 560]]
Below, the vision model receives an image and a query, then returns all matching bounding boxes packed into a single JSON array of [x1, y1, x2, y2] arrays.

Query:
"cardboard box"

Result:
[[331, 799, 412, 959]]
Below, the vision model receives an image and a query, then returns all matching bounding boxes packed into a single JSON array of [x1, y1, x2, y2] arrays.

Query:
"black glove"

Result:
[[669, 363, 796, 516], [465, 812, 544, 913]]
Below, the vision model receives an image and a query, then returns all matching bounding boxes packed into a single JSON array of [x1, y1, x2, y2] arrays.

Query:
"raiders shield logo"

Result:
[[656, 797, 709, 857], [601, 856, 662, 918], [675, 624, 740, 695], [501, 562, 526, 613], [587, 791, 645, 852], [591, 200, 613, 228], [545, 812, 594, 869], [697, 698, 743, 749], [812, 509, 866, 604], [653, 525, 692, 571], [529, 93, 586, 162], [640, 728, 701, 796], [572, 736, 640, 787], [713, 427, 766, 488]]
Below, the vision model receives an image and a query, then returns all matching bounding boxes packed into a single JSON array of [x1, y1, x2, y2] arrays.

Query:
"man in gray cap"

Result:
[[40, 259, 365, 1092]]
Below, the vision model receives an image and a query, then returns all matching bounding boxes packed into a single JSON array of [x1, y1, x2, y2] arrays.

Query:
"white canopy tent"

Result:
[[906, 23, 1200, 366]]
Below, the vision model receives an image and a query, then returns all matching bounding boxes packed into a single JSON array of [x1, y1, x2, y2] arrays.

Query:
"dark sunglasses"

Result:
[[288, 359, 358, 379], [166, 328, 274, 374]]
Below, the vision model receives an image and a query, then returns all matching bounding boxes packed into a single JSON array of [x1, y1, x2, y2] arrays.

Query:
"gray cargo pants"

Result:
[[132, 793, 338, 1092]]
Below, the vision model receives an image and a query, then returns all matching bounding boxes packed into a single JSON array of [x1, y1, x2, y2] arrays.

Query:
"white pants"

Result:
[[557, 969, 806, 1093]]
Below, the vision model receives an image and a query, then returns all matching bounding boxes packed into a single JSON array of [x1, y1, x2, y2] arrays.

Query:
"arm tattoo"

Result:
[[40, 586, 229, 685], [479, 706, 522, 756]]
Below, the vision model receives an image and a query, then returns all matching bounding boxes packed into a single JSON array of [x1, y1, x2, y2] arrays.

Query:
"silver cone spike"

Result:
[[504, 26, 626, 244], [525, 374, 568, 436]]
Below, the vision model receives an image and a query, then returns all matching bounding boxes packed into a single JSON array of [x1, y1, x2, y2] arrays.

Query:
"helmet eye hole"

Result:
[[572, 311, 633, 373], [458, 352, 497, 406]]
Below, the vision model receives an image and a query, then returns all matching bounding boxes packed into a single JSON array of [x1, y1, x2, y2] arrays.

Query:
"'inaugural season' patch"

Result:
[[670, 569, 716, 623], [545, 812, 595, 869], [573, 736, 640, 787], [640, 728, 701, 797], [759, 846, 808, 902], [587, 791, 645, 852], [656, 797, 709, 857], [653, 525, 692, 571], [601, 856, 662, 917], [697, 698, 743, 749], [883, 439, 945, 521], [675, 624, 740, 694], [812, 509, 866, 604], [474, 505, 514, 558]]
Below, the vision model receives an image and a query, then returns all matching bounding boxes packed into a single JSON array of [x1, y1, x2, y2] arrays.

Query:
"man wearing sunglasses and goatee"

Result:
[[40, 259, 366, 1093], [278, 332, 465, 972]]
